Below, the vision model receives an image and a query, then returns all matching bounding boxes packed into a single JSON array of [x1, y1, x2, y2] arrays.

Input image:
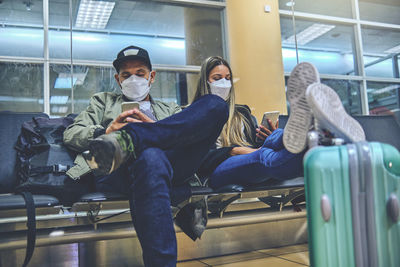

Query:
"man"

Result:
[[63, 45, 229, 266]]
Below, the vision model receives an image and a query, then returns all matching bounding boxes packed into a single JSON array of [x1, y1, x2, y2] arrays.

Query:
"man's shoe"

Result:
[[306, 83, 366, 143], [174, 198, 208, 241], [283, 62, 320, 154], [83, 130, 135, 176]]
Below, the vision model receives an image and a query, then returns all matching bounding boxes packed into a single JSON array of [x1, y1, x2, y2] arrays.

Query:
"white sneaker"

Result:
[[306, 83, 366, 143], [283, 62, 320, 153]]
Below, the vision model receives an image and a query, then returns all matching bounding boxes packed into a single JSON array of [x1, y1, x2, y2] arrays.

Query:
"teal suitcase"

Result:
[[304, 142, 400, 267]]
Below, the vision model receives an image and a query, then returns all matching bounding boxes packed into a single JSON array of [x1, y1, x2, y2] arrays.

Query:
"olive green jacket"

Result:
[[63, 92, 181, 179]]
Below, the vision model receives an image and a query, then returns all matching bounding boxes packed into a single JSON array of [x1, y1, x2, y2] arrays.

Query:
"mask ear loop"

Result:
[[147, 71, 153, 86]]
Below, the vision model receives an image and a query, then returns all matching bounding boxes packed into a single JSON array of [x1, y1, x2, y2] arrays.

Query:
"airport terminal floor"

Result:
[[177, 243, 309, 267]]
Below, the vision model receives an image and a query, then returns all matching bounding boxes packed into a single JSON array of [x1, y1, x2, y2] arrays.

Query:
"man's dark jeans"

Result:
[[95, 94, 228, 266]]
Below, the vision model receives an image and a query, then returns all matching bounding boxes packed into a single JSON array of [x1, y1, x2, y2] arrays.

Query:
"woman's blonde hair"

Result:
[[192, 56, 252, 147]]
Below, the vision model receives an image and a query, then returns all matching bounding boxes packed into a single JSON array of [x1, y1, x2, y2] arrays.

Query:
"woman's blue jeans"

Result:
[[209, 128, 304, 189], [95, 94, 228, 267]]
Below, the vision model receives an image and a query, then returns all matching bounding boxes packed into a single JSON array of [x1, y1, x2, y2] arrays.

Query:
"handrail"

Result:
[[0, 208, 306, 251]]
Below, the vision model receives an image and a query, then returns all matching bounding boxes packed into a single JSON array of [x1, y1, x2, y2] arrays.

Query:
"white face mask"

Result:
[[208, 78, 232, 100], [120, 73, 152, 101]]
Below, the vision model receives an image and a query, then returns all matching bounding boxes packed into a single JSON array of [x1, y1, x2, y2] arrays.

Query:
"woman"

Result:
[[193, 56, 304, 189]]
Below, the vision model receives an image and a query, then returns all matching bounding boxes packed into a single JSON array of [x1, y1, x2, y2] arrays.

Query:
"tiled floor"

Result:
[[177, 243, 309, 267]]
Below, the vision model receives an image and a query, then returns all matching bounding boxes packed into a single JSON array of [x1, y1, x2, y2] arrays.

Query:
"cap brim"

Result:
[[113, 55, 152, 72]]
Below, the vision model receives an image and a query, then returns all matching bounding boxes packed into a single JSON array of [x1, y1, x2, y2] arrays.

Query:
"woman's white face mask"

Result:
[[208, 78, 232, 100], [121, 73, 152, 101]]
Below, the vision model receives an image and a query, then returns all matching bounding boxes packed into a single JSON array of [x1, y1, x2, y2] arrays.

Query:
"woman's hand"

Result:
[[256, 119, 279, 141], [106, 109, 155, 134], [230, 146, 257, 156]]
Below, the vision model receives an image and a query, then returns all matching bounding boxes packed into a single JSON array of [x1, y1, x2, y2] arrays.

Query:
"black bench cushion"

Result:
[[214, 177, 304, 193], [354, 115, 400, 151], [0, 112, 49, 193], [0, 194, 59, 210]]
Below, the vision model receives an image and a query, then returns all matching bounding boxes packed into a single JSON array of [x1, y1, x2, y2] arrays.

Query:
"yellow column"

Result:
[[226, 0, 287, 121]]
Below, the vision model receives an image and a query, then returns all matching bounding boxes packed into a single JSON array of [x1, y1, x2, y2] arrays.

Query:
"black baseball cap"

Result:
[[113, 45, 152, 73]]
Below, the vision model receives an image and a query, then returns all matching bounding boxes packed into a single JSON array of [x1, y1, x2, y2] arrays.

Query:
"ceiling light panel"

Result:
[[75, 0, 115, 29], [283, 23, 336, 46]]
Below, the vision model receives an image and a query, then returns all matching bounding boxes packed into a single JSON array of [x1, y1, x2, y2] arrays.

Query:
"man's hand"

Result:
[[105, 109, 155, 134], [130, 109, 155, 123], [256, 119, 279, 141]]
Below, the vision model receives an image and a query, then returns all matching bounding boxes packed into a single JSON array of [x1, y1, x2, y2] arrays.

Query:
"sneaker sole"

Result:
[[86, 139, 116, 176], [306, 83, 365, 143], [283, 62, 320, 153]]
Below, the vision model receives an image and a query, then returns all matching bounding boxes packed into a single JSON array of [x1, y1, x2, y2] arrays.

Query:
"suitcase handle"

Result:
[[387, 193, 399, 223], [321, 194, 332, 222]]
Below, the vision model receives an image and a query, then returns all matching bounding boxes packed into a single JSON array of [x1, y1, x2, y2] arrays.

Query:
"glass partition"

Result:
[[280, 17, 357, 75], [0, 62, 44, 112], [367, 81, 400, 115], [278, 0, 353, 18], [0, 0, 44, 58], [359, 0, 400, 25], [362, 26, 400, 78]]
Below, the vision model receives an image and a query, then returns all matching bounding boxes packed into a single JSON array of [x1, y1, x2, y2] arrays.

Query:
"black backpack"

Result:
[[14, 115, 92, 204], [14, 115, 93, 267]]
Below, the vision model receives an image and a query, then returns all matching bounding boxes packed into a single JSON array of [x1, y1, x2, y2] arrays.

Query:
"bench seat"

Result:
[[0, 194, 59, 210], [1, 111, 399, 255]]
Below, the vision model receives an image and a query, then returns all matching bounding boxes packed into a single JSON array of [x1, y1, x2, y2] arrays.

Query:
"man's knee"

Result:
[[202, 94, 229, 123]]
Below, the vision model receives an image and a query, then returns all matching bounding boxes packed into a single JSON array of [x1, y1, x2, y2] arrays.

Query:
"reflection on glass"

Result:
[[0, 62, 44, 112], [48, 29, 186, 65], [367, 81, 400, 115], [285, 78, 361, 115], [398, 57, 400, 78], [359, 0, 400, 25], [278, 0, 352, 18], [0, 27, 44, 58], [321, 79, 362, 115], [151, 72, 180, 104], [50, 64, 118, 116], [0, 0, 44, 57], [0, 0, 44, 25], [50, 64, 190, 116], [280, 17, 356, 75], [48, 0, 223, 65], [364, 56, 397, 78], [362, 26, 400, 78]]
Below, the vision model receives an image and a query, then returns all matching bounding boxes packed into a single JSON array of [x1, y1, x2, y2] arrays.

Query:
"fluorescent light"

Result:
[[75, 0, 115, 29], [161, 40, 185, 49], [0, 96, 40, 102], [51, 106, 69, 114], [54, 77, 78, 89], [54, 72, 88, 89], [384, 44, 400, 54], [283, 23, 336, 46], [286, 1, 295, 7], [50, 96, 69, 105], [73, 35, 101, 42], [371, 85, 399, 95], [282, 48, 298, 58]]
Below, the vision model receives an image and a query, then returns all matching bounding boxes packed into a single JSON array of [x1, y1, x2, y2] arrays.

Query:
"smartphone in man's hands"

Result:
[[122, 101, 139, 112]]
